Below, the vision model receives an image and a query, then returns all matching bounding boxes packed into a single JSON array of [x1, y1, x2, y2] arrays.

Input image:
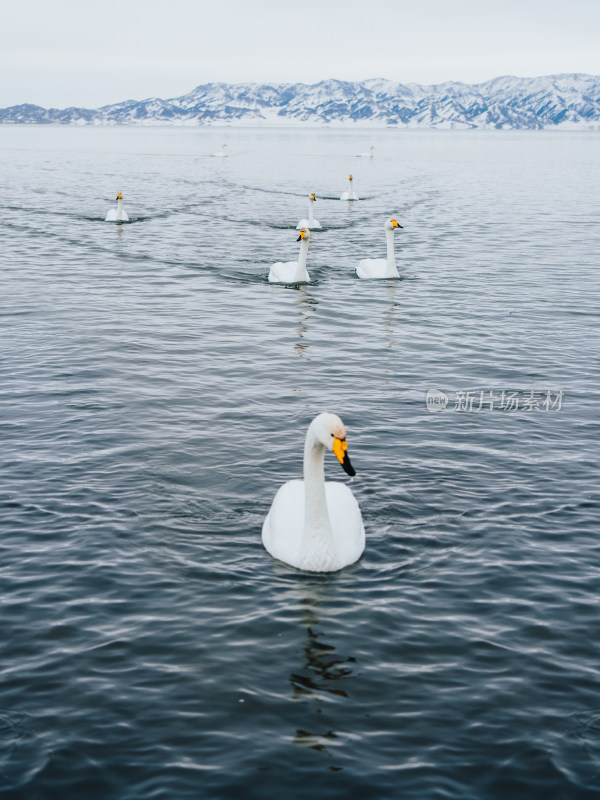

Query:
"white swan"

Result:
[[262, 412, 365, 572], [357, 145, 375, 158], [268, 227, 311, 284], [105, 192, 129, 222], [212, 143, 228, 157], [340, 174, 358, 201], [296, 193, 323, 230], [356, 217, 403, 279]]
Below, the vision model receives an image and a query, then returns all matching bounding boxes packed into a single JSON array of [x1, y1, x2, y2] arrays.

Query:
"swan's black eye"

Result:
[[330, 433, 334, 437]]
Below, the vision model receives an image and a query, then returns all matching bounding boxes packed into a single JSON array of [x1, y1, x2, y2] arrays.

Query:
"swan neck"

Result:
[[295, 235, 309, 280], [385, 227, 396, 274], [302, 428, 334, 545], [308, 198, 314, 224], [117, 197, 123, 210]]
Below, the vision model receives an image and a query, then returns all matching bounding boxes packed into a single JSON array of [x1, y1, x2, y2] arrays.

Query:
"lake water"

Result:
[[1, 125, 599, 799]]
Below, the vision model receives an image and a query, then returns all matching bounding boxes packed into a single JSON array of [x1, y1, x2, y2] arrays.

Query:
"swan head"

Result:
[[385, 216, 403, 231], [310, 193, 316, 202], [310, 412, 356, 477], [296, 227, 311, 242], [349, 174, 353, 181], [116, 192, 123, 200]]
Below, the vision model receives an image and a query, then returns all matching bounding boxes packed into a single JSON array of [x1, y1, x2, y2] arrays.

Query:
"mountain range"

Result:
[[2, 74, 599, 129]]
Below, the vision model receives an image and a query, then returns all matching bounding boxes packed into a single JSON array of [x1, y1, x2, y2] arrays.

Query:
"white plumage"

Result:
[[340, 174, 358, 201], [357, 145, 375, 158], [105, 193, 129, 222], [268, 227, 311, 284], [356, 216, 403, 279], [262, 413, 365, 572], [296, 193, 323, 230]]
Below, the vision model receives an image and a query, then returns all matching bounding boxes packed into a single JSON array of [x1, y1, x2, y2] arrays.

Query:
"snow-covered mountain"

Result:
[[2, 75, 599, 129]]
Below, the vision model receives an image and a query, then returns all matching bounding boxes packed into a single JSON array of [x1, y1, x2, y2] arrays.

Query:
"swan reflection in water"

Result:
[[293, 287, 317, 360], [382, 281, 399, 351], [290, 579, 358, 758]]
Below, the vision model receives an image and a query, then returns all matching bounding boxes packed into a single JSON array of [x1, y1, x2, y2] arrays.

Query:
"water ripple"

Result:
[[0, 126, 599, 799]]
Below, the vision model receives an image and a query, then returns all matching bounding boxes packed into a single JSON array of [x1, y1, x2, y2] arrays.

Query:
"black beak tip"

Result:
[[342, 454, 356, 477], [296, 235, 302, 241]]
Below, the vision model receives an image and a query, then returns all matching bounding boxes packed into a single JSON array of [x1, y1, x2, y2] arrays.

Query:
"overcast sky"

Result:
[[2, 0, 599, 108]]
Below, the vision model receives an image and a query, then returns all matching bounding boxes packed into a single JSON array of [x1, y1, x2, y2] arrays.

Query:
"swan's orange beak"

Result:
[[333, 437, 355, 476], [297, 230, 306, 241], [392, 219, 403, 228], [311, 193, 316, 201], [117, 193, 122, 199]]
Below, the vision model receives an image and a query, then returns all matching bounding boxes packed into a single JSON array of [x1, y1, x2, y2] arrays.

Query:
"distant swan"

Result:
[[340, 174, 358, 201], [357, 145, 375, 158], [356, 217, 403, 279], [105, 192, 129, 222], [296, 193, 322, 230], [262, 412, 365, 572], [212, 144, 228, 157], [268, 227, 312, 284]]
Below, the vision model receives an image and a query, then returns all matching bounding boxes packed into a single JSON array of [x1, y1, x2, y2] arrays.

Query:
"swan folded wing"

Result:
[[262, 480, 363, 571], [261, 480, 305, 564], [268, 261, 295, 283], [268, 261, 310, 284], [105, 209, 129, 222], [356, 258, 387, 279], [325, 482, 365, 567]]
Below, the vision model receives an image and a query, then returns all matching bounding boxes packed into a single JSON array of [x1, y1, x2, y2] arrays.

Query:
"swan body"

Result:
[[340, 174, 358, 201], [268, 227, 311, 284], [357, 145, 375, 158], [356, 217, 403, 279], [212, 144, 228, 157], [105, 193, 129, 222], [296, 193, 322, 230], [262, 413, 365, 572]]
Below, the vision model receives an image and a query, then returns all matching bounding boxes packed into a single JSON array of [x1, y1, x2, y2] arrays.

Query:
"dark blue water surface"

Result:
[[1, 125, 599, 799]]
